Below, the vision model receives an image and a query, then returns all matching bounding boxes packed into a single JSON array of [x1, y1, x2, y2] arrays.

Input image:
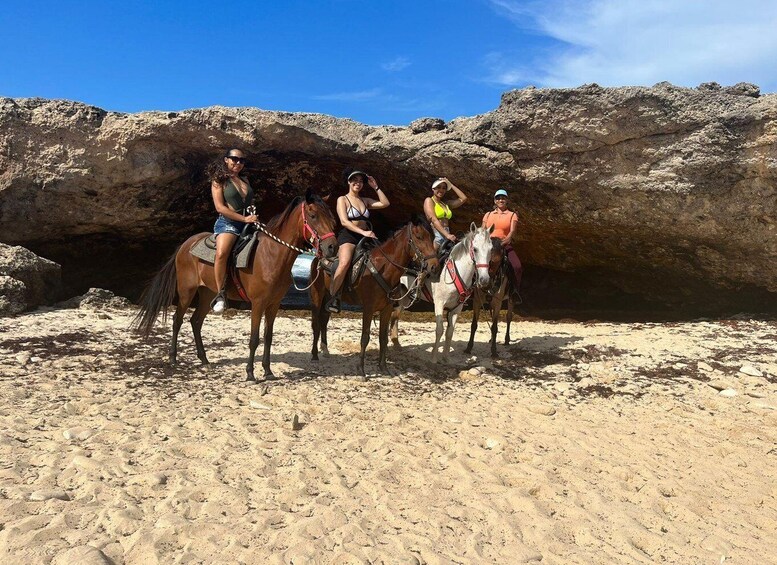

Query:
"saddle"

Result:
[[319, 237, 379, 291], [430, 239, 456, 282], [189, 224, 259, 269]]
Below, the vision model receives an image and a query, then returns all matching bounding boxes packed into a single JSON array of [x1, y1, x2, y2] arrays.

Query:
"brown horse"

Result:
[[309, 216, 439, 376], [464, 238, 519, 357], [133, 190, 338, 381]]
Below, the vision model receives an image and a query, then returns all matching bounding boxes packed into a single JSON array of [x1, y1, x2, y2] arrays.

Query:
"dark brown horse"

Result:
[[309, 216, 439, 376], [464, 239, 519, 357], [134, 190, 338, 381]]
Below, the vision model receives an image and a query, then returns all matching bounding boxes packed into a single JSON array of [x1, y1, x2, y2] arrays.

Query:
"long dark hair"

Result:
[[206, 148, 246, 184]]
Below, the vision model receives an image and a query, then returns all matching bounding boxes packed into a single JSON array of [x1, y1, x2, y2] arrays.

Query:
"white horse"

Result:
[[390, 223, 494, 363]]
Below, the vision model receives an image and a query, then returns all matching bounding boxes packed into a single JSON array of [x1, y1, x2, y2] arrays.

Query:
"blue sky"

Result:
[[2, 0, 776, 125]]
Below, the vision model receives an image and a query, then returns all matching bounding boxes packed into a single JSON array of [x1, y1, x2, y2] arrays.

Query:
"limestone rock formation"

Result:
[[0, 243, 61, 315], [0, 84, 775, 317]]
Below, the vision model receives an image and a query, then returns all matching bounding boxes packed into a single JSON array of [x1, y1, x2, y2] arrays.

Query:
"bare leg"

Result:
[[328, 242, 354, 312], [213, 233, 237, 310]]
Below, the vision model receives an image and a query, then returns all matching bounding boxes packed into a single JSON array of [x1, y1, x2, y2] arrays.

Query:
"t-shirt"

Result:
[[483, 209, 517, 239]]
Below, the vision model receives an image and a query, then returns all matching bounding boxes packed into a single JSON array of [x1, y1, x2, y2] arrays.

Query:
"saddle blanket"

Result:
[[189, 233, 258, 269]]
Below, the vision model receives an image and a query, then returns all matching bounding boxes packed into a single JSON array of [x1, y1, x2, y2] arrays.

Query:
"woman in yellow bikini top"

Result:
[[423, 177, 468, 249]]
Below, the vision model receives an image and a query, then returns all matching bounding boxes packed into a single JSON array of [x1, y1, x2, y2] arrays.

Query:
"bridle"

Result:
[[300, 202, 336, 258], [469, 235, 491, 272]]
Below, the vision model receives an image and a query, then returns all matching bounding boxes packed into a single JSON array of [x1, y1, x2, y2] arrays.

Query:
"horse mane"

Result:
[[449, 229, 475, 262], [264, 196, 304, 233], [263, 191, 334, 233], [386, 213, 433, 241]]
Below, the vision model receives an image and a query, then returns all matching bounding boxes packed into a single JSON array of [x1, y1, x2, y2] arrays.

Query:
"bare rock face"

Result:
[[0, 85, 775, 317], [0, 243, 61, 314]]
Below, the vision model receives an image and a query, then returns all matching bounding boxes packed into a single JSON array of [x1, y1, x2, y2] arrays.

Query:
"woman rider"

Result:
[[207, 149, 258, 313], [326, 170, 390, 313], [482, 188, 522, 299], [423, 177, 468, 250]]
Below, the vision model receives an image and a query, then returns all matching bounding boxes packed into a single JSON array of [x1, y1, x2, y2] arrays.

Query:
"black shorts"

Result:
[[337, 229, 363, 246]]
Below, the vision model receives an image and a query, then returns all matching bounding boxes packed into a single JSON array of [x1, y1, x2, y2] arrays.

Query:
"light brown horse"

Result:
[[464, 238, 519, 357], [134, 190, 338, 381], [309, 215, 439, 376]]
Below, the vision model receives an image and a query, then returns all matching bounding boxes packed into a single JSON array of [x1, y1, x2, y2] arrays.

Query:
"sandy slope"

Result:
[[0, 304, 776, 564]]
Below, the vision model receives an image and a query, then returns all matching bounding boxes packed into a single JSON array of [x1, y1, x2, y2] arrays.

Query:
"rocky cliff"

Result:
[[1, 83, 775, 317]]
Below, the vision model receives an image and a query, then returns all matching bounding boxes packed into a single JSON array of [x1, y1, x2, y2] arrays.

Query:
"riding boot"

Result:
[[326, 279, 342, 313]]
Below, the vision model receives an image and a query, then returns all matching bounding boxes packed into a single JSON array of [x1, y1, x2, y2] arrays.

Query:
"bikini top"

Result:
[[223, 177, 254, 214], [345, 196, 370, 221], [433, 198, 452, 220]]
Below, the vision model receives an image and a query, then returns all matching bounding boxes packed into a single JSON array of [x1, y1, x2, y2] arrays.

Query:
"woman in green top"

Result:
[[423, 177, 468, 250], [207, 148, 259, 313]]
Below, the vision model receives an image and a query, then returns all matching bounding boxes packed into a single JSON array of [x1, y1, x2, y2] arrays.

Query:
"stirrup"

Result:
[[325, 296, 341, 313], [211, 291, 227, 313]]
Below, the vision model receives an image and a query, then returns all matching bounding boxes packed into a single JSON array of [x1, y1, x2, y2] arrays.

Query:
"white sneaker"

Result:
[[212, 297, 226, 313]]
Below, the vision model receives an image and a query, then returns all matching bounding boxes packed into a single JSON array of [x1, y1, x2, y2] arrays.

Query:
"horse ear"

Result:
[[470, 222, 477, 232], [305, 188, 314, 202], [488, 224, 495, 234]]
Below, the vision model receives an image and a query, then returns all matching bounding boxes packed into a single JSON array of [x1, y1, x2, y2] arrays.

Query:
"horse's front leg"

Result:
[[389, 303, 403, 349], [378, 305, 392, 373], [504, 295, 514, 345], [261, 302, 281, 381], [358, 310, 372, 377], [432, 310, 445, 364], [246, 302, 265, 382], [443, 306, 462, 360]]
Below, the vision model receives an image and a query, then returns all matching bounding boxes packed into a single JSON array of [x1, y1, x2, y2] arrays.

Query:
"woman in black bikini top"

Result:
[[327, 170, 390, 313]]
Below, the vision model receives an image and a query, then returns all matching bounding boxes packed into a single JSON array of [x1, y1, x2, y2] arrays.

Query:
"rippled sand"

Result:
[[1, 304, 776, 564]]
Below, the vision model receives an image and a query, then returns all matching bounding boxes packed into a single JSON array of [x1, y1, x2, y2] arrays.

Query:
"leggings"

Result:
[[503, 244, 523, 290]]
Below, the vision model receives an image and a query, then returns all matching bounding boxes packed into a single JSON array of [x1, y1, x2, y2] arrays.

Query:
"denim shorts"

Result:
[[214, 215, 245, 236], [433, 228, 447, 247]]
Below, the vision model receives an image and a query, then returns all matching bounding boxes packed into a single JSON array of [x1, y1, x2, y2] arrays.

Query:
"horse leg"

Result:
[[320, 305, 331, 358], [246, 302, 265, 382], [190, 291, 213, 365], [489, 292, 500, 358], [432, 306, 445, 364], [465, 292, 481, 354], [504, 294, 514, 345], [389, 303, 403, 349], [170, 284, 197, 365], [358, 310, 372, 377], [260, 302, 281, 381], [378, 305, 392, 373], [443, 307, 461, 361]]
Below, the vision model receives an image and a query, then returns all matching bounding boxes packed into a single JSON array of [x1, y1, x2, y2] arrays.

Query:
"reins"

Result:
[[247, 204, 335, 258]]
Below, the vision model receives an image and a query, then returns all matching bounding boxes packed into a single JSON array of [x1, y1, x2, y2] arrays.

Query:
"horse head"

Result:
[[488, 237, 504, 278], [469, 222, 494, 289], [409, 214, 440, 277], [302, 188, 338, 259]]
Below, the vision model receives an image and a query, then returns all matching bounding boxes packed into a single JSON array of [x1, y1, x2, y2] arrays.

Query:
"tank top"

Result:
[[345, 196, 370, 221], [223, 177, 254, 214], [483, 209, 517, 239], [433, 198, 452, 220]]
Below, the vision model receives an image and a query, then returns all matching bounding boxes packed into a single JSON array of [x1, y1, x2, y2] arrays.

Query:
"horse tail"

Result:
[[132, 248, 180, 336]]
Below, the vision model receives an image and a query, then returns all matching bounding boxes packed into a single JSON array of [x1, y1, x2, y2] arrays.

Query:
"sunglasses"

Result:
[[227, 156, 246, 164]]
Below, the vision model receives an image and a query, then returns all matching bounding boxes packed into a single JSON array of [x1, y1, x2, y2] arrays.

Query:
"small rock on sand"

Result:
[[697, 362, 714, 372], [718, 389, 738, 397], [528, 404, 556, 416], [63, 427, 94, 441], [29, 489, 70, 501], [52, 545, 112, 565], [739, 365, 763, 377], [707, 380, 733, 391]]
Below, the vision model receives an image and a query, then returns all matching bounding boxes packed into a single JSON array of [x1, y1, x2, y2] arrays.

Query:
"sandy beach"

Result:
[[1, 303, 776, 564]]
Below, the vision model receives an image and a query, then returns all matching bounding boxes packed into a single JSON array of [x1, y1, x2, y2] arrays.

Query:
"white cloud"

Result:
[[382, 57, 411, 72], [313, 88, 383, 102], [487, 0, 777, 92]]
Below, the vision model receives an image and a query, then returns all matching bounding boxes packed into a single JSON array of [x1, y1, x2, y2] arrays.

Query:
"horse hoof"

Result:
[[262, 374, 280, 382], [246, 375, 256, 382]]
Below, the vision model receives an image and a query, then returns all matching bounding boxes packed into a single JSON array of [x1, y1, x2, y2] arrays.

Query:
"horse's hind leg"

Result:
[[190, 292, 212, 365], [504, 295, 514, 345], [489, 293, 500, 358], [170, 285, 197, 365], [260, 302, 281, 381]]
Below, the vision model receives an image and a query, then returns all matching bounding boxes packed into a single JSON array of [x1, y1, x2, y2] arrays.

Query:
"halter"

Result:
[[442, 233, 491, 305], [301, 202, 336, 257], [408, 225, 438, 273]]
